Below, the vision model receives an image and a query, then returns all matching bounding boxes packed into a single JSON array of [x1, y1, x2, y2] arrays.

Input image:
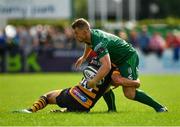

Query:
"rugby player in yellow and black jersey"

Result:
[[18, 58, 120, 113]]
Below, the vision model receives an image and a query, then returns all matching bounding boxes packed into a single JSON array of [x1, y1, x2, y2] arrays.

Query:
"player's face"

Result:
[[73, 28, 87, 43]]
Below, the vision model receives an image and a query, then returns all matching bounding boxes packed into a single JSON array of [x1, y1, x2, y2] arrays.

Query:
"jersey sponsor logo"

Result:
[[70, 87, 93, 108], [94, 42, 107, 57], [94, 42, 103, 51], [72, 87, 88, 102], [96, 47, 106, 55]]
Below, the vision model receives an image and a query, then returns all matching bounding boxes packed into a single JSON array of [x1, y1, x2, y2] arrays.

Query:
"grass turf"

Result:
[[0, 73, 180, 126]]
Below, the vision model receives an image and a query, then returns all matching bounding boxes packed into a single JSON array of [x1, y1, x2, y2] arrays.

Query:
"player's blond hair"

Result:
[[71, 18, 90, 30]]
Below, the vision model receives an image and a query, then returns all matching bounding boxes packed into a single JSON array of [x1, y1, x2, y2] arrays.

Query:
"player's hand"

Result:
[[75, 56, 85, 69], [87, 79, 97, 88]]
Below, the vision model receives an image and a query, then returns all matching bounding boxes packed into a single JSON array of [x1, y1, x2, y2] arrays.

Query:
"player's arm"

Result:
[[88, 54, 111, 88], [75, 44, 92, 68], [111, 73, 140, 88]]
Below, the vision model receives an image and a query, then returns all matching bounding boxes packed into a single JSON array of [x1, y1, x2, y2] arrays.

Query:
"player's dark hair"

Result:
[[71, 18, 90, 29]]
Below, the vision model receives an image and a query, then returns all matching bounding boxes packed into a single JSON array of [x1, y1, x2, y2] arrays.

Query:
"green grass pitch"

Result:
[[0, 73, 180, 126]]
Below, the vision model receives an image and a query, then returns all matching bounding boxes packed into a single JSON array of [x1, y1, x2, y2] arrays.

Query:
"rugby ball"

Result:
[[83, 66, 104, 85]]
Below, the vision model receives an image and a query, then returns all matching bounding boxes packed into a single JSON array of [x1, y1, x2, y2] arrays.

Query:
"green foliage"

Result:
[[7, 19, 71, 27], [74, 0, 88, 19], [0, 73, 180, 126], [138, 17, 180, 27], [158, 0, 180, 17]]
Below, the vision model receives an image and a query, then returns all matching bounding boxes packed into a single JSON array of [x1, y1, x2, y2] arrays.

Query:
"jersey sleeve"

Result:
[[94, 42, 109, 59]]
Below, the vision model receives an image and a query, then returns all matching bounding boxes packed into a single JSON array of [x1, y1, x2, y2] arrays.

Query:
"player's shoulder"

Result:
[[91, 29, 102, 34]]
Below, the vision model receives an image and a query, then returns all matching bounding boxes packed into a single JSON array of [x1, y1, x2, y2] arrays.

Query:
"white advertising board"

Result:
[[0, 0, 71, 19]]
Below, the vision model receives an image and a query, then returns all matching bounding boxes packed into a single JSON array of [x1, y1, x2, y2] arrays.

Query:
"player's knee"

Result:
[[136, 79, 141, 88], [124, 90, 135, 100], [44, 90, 61, 104], [135, 82, 140, 88], [47, 94, 55, 104], [46, 94, 52, 100]]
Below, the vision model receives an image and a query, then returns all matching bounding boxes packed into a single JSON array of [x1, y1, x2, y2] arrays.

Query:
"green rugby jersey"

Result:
[[90, 29, 136, 65]]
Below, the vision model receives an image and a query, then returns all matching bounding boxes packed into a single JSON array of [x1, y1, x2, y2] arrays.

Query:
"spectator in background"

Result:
[[166, 30, 180, 61], [129, 29, 139, 48], [5, 25, 20, 56], [51, 26, 66, 50], [64, 27, 76, 50], [118, 30, 128, 42], [138, 25, 151, 55], [18, 26, 33, 56], [29, 26, 41, 53], [35, 25, 54, 56], [149, 32, 166, 58]]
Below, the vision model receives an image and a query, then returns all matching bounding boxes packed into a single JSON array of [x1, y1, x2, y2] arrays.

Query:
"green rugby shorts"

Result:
[[118, 53, 139, 80]]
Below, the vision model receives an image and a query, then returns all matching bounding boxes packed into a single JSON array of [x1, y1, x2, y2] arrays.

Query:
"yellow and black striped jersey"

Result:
[[69, 65, 119, 109]]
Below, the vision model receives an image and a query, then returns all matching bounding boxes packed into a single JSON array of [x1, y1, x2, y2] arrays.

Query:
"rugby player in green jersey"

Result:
[[71, 18, 167, 112]]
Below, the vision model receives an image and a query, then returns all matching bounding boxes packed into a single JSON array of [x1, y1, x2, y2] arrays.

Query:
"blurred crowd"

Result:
[[0, 25, 83, 57], [118, 25, 180, 61], [0, 24, 180, 61]]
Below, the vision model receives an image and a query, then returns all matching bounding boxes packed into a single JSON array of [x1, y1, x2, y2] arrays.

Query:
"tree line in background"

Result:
[[74, 0, 180, 20]]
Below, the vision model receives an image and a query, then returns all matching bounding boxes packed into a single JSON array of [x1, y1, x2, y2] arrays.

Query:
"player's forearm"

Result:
[[88, 66, 111, 88], [95, 64, 111, 82], [88, 54, 111, 88], [88, 64, 111, 88]]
